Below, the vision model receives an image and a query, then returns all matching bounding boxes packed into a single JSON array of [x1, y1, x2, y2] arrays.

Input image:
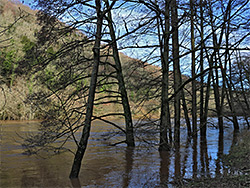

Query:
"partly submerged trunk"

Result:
[[105, 0, 135, 147], [223, 2, 239, 131], [159, 0, 171, 151], [190, 0, 197, 137], [212, 68, 224, 133], [182, 92, 192, 137], [199, 0, 206, 138], [171, 0, 181, 147], [69, 0, 103, 178]]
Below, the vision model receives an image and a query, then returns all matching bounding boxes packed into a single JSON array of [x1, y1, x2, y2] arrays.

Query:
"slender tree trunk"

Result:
[[69, 0, 103, 178], [181, 92, 192, 137], [190, 0, 197, 137], [165, 0, 172, 144], [159, 0, 171, 151], [223, 63, 239, 130], [223, 0, 239, 130], [237, 59, 250, 128], [208, 1, 224, 133], [203, 46, 218, 138], [171, 0, 181, 147], [212, 68, 224, 133], [214, 57, 224, 134], [104, 0, 135, 147], [199, 0, 206, 138], [202, 68, 212, 135]]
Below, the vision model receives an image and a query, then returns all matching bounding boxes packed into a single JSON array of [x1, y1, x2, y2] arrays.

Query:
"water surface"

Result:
[[0, 118, 248, 187]]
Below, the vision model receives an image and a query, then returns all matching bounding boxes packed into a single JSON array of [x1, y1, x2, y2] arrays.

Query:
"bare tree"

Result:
[[190, 0, 197, 136], [69, 0, 104, 178], [159, 0, 172, 150], [171, 0, 182, 147], [104, 0, 135, 147]]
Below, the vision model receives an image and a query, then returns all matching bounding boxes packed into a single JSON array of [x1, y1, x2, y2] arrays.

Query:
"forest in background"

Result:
[[1, 0, 250, 180]]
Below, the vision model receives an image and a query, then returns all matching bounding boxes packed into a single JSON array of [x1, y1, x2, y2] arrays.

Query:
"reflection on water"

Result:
[[200, 136, 210, 178], [159, 151, 170, 187], [215, 131, 224, 177], [122, 147, 134, 188], [0, 118, 248, 187], [192, 136, 198, 179]]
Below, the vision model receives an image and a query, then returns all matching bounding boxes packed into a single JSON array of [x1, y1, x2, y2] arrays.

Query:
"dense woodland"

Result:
[[0, 0, 250, 179]]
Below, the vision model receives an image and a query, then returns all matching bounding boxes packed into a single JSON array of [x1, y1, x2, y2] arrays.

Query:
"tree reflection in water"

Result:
[[192, 136, 198, 179], [200, 135, 210, 178], [0, 119, 246, 187], [71, 178, 81, 188], [216, 130, 224, 177], [181, 138, 191, 178], [159, 150, 170, 186], [123, 147, 135, 188]]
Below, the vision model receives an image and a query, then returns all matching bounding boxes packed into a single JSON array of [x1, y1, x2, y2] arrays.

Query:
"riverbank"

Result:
[[182, 130, 250, 188]]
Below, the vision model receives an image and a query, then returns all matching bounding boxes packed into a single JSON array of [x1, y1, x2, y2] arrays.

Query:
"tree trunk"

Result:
[[104, 0, 135, 147], [199, 0, 206, 138], [202, 67, 212, 137], [208, 1, 225, 133], [181, 92, 192, 137], [212, 69, 224, 133], [159, 0, 171, 151], [223, 0, 239, 130], [190, 0, 197, 137], [69, 0, 103, 178], [237, 60, 250, 128], [171, 0, 181, 147]]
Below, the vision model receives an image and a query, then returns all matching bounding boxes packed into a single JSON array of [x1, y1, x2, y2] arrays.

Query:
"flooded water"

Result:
[[0, 118, 248, 187]]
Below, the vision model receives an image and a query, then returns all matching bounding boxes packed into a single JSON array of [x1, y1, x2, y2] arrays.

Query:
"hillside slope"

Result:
[[0, 0, 162, 120]]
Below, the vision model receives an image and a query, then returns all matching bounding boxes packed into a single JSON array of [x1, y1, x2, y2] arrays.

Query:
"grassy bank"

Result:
[[182, 131, 250, 188]]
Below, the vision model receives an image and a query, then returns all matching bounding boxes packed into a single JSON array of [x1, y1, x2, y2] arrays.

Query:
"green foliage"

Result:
[[99, 83, 112, 93], [0, 4, 3, 14], [0, 49, 19, 85], [129, 90, 136, 102], [27, 74, 35, 94], [75, 79, 87, 91], [44, 68, 56, 86], [21, 35, 35, 52], [7, 25, 16, 34], [1, 50, 14, 75], [46, 47, 56, 58]]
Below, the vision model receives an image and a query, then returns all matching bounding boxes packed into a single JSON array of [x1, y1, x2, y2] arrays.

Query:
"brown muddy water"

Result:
[[0, 118, 248, 187]]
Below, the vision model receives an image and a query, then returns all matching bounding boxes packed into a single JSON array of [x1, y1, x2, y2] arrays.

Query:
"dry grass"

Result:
[[0, 77, 40, 120]]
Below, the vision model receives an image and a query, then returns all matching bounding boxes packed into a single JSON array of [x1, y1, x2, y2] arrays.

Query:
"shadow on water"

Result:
[[0, 118, 248, 187]]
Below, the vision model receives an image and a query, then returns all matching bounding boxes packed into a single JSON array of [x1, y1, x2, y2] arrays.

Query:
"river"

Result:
[[0, 118, 248, 187]]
